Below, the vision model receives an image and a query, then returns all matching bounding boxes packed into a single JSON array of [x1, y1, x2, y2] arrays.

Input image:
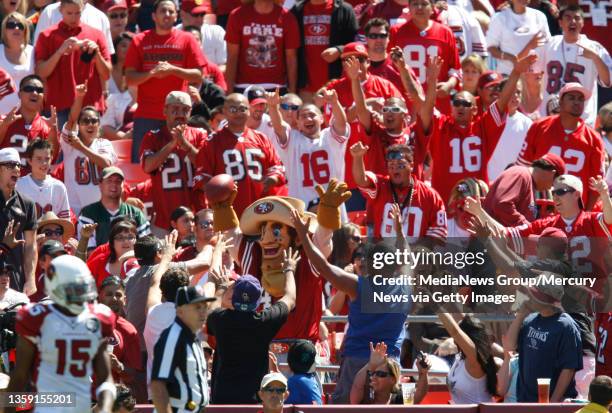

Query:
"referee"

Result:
[[150, 285, 215, 413]]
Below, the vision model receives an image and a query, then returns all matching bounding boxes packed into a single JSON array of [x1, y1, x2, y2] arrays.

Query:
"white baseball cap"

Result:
[[559, 82, 591, 100], [0, 148, 20, 164], [554, 174, 583, 194], [260, 372, 287, 389]]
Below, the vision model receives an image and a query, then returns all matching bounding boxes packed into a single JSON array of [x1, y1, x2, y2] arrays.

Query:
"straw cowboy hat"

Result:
[[38, 211, 75, 243], [240, 196, 317, 236]]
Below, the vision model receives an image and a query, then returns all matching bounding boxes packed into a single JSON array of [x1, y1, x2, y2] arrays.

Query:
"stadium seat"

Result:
[[419, 384, 451, 404], [204, 406, 294, 412], [478, 403, 584, 413], [111, 139, 133, 161], [296, 404, 478, 412], [116, 161, 149, 185]]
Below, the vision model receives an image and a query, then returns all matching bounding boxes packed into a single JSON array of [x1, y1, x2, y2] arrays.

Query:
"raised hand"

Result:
[[344, 56, 361, 80], [589, 175, 609, 195], [282, 246, 301, 273], [466, 215, 490, 238], [161, 229, 178, 260], [390, 46, 406, 69], [426, 55, 443, 84], [3, 220, 24, 249], [350, 141, 369, 158], [290, 209, 311, 242], [208, 265, 232, 288], [45, 105, 58, 129], [75, 83, 88, 99], [266, 88, 281, 107], [315, 178, 352, 208], [513, 53, 538, 74], [390, 203, 404, 237], [322, 88, 339, 104], [368, 341, 388, 369], [1, 107, 22, 127], [525, 31, 546, 52], [80, 222, 98, 239], [462, 196, 482, 216]]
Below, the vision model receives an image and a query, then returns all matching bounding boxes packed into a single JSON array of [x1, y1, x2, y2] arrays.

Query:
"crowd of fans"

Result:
[[0, 0, 611, 410]]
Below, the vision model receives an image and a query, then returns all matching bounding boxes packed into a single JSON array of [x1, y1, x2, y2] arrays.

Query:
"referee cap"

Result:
[[175, 285, 216, 307]]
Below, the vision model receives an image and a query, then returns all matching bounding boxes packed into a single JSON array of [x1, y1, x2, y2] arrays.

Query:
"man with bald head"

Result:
[[194, 94, 286, 217], [414, 54, 534, 203]]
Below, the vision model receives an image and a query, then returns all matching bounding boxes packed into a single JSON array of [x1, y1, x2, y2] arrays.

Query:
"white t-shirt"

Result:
[[487, 110, 532, 181], [448, 0, 495, 16], [0, 45, 34, 116], [273, 124, 349, 208], [201, 24, 227, 66], [486, 7, 551, 75], [448, 353, 493, 404], [144, 302, 176, 388], [16, 174, 71, 219], [534, 34, 612, 127], [100, 90, 134, 130], [445, 5, 488, 60], [33, 3, 115, 54], [60, 123, 117, 215]]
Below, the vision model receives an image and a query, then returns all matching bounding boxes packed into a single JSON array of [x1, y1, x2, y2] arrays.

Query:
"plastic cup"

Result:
[[537, 378, 551, 403], [401, 382, 416, 405]]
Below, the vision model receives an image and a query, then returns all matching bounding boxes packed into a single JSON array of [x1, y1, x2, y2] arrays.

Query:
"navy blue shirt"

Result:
[[517, 312, 583, 402], [286, 373, 322, 405]]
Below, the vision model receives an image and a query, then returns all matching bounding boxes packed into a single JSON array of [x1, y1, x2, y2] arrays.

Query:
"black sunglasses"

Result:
[[452, 99, 473, 108], [21, 85, 44, 94], [0, 162, 21, 169], [366, 33, 388, 39], [552, 187, 575, 196], [280, 103, 299, 111], [262, 387, 286, 394], [79, 117, 100, 125], [6, 21, 25, 30], [372, 370, 392, 378]]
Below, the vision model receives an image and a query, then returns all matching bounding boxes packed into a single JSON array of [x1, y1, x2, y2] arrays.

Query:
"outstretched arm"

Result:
[[419, 56, 442, 134], [266, 88, 288, 146], [346, 56, 371, 133], [350, 142, 371, 189], [496, 54, 537, 114]]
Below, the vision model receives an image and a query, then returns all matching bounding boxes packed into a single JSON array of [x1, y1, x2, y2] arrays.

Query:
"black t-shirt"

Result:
[[0, 190, 37, 290], [207, 301, 290, 404]]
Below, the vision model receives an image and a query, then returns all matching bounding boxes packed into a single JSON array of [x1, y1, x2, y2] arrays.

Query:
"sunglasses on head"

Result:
[[366, 32, 388, 39], [385, 151, 405, 161], [552, 187, 575, 196], [6, 21, 25, 30], [452, 98, 473, 108], [43, 229, 64, 237], [280, 103, 299, 111], [262, 387, 286, 394], [21, 85, 44, 94], [79, 117, 99, 125], [382, 106, 404, 113], [109, 12, 127, 19], [372, 370, 392, 378]]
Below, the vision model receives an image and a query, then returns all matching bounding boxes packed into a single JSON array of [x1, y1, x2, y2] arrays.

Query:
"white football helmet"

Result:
[[45, 255, 97, 315]]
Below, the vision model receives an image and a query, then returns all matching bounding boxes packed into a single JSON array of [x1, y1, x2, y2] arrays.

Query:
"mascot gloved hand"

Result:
[[315, 178, 352, 230]]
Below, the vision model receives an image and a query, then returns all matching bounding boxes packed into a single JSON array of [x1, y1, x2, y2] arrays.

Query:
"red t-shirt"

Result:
[[482, 165, 536, 227], [0, 112, 50, 172], [516, 115, 605, 207], [34, 22, 110, 112], [214, 0, 242, 16], [111, 316, 142, 382], [368, 57, 414, 104], [124, 29, 207, 119], [359, 173, 447, 240], [328, 74, 402, 109], [87, 247, 111, 288], [596, 312, 612, 377], [359, 0, 408, 30], [225, 4, 300, 87], [237, 238, 322, 342], [417, 102, 506, 204], [302, 0, 333, 92], [193, 126, 286, 217], [140, 125, 207, 228]]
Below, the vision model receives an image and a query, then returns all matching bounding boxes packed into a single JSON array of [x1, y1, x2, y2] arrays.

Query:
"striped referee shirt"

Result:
[[151, 317, 209, 412]]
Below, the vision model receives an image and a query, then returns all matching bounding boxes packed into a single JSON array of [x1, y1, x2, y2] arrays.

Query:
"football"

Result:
[[205, 174, 235, 204]]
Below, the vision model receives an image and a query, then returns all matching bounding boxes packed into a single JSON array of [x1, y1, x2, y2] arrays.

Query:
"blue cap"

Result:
[[232, 275, 262, 312]]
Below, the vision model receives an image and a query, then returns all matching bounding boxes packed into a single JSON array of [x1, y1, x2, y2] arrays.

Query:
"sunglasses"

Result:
[[382, 106, 404, 113], [385, 151, 410, 161], [79, 117, 100, 125], [228, 106, 248, 113], [0, 162, 21, 169], [43, 229, 64, 237], [366, 33, 388, 39], [552, 187, 575, 196], [21, 85, 44, 94], [198, 220, 213, 229], [262, 387, 286, 394], [6, 21, 25, 30], [372, 370, 392, 378], [350, 235, 362, 242], [486, 83, 502, 91], [109, 12, 127, 19], [280, 103, 299, 111], [452, 99, 473, 108]]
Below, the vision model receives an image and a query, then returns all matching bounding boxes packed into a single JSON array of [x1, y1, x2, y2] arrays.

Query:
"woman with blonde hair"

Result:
[[0, 12, 33, 114], [460, 54, 487, 95]]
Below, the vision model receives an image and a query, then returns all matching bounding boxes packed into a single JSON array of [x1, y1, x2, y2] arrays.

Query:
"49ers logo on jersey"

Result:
[[255, 202, 274, 215]]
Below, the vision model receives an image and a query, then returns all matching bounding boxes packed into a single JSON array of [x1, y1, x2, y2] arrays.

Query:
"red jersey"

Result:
[[516, 115, 605, 206], [225, 4, 300, 87], [418, 102, 506, 204], [126, 179, 154, 222], [140, 125, 207, 228], [214, 0, 242, 16], [359, 172, 447, 240], [237, 238, 322, 341], [368, 57, 413, 103], [34, 22, 110, 112], [596, 312, 612, 377], [328, 74, 402, 109], [507, 211, 611, 281], [124, 29, 207, 120], [0, 112, 50, 171], [302, 0, 333, 92], [359, 0, 408, 30], [363, 118, 425, 179], [110, 316, 142, 382], [194, 126, 285, 217]]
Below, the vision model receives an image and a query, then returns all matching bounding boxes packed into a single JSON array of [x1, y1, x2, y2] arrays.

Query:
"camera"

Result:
[[0, 302, 26, 353]]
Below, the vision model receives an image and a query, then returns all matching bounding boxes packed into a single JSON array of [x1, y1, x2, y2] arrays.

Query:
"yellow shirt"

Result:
[[574, 402, 609, 413]]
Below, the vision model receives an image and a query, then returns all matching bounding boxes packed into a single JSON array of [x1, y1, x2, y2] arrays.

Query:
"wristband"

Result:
[[96, 381, 117, 400], [282, 267, 295, 274]]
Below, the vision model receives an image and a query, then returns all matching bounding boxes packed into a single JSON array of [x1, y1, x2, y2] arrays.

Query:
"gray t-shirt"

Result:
[[125, 262, 186, 351]]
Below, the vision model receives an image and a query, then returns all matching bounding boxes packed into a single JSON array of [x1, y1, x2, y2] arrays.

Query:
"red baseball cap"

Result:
[[537, 153, 566, 176], [341, 42, 368, 59], [477, 71, 503, 90], [102, 0, 127, 13], [181, 0, 210, 14]]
